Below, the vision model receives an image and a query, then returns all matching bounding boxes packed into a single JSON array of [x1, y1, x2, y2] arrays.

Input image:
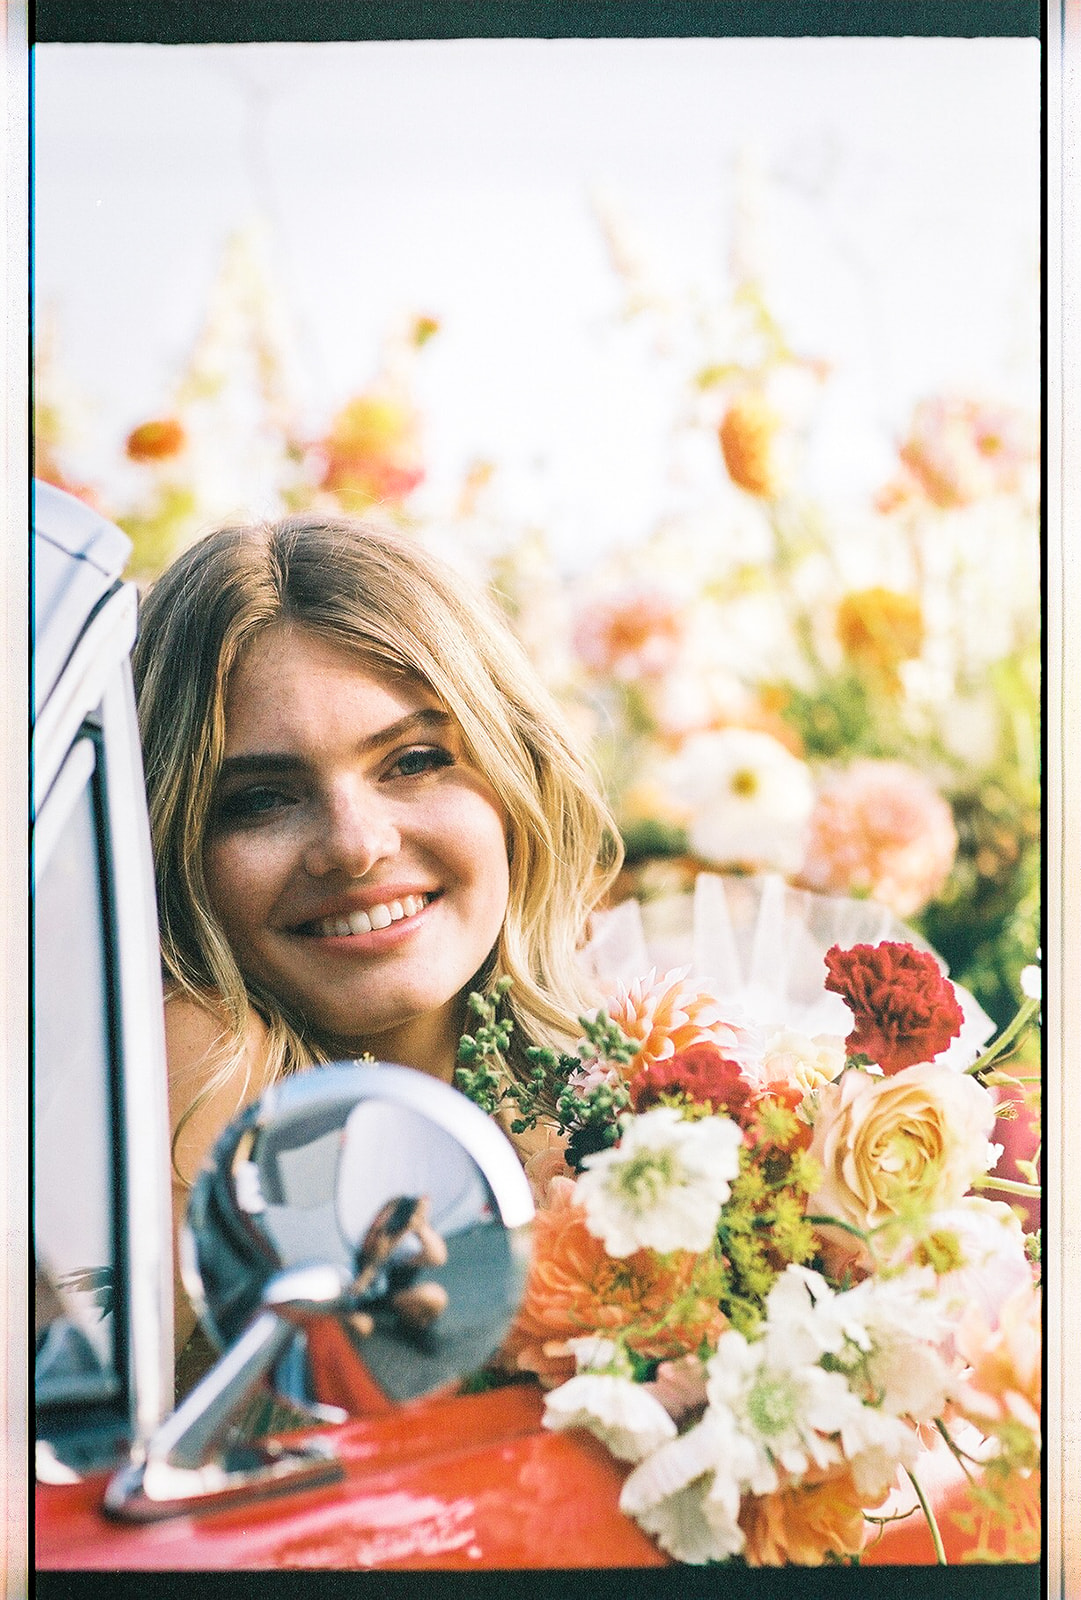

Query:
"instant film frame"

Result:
[[17, 3, 1078, 1596]]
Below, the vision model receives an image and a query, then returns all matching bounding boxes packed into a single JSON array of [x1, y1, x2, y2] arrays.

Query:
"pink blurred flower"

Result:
[[953, 1280, 1042, 1435], [643, 1355, 709, 1426], [892, 396, 1038, 510], [800, 759, 957, 917], [573, 590, 685, 681], [523, 1135, 575, 1209]]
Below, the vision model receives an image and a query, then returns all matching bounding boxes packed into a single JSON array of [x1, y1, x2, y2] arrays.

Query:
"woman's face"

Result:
[[202, 624, 511, 1076]]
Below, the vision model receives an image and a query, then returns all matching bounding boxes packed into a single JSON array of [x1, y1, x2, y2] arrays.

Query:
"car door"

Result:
[[33, 481, 174, 1486]]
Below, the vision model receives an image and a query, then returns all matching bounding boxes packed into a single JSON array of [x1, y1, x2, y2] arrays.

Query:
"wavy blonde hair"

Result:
[[133, 514, 622, 1134]]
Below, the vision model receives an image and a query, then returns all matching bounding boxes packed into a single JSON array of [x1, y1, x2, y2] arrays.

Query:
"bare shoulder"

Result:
[[165, 992, 273, 1184]]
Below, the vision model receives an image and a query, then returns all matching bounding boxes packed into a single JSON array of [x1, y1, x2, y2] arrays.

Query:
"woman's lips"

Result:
[[296, 891, 437, 938]]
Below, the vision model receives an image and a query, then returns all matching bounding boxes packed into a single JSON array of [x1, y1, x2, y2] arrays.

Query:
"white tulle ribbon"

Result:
[[581, 871, 995, 1063]]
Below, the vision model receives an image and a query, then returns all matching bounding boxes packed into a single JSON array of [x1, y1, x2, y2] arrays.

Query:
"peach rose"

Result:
[[807, 1063, 998, 1238]]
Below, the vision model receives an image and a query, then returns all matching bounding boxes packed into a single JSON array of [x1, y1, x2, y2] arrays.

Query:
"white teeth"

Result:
[[313, 894, 431, 938]]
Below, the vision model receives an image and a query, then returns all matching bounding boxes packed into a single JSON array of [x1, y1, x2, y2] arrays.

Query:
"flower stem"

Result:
[[967, 997, 1040, 1075], [972, 1175, 1042, 1198], [804, 1214, 871, 1242], [906, 1467, 947, 1564]]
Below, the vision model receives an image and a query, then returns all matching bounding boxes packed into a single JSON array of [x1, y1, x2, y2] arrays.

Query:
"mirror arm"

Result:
[[144, 1309, 294, 1472], [104, 1265, 350, 1522]]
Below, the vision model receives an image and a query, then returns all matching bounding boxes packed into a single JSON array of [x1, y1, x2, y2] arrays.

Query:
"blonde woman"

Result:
[[132, 514, 621, 1353]]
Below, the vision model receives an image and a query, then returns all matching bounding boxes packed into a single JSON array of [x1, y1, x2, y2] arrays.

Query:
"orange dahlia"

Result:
[[498, 1177, 728, 1389], [608, 969, 753, 1080]]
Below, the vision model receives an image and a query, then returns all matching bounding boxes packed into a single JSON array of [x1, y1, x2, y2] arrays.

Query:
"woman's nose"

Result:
[[302, 785, 400, 880]]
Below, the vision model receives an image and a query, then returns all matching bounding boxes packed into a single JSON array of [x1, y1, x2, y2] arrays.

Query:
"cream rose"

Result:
[[806, 1062, 998, 1236], [757, 1027, 846, 1095]]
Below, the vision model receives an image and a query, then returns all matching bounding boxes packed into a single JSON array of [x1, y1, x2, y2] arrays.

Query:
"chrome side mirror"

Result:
[[106, 1064, 534, 1521]]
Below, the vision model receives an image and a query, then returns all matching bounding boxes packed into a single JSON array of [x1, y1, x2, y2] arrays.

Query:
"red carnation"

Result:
[[629, 1042, 754, 1121], [824, 940, 964, 1075]]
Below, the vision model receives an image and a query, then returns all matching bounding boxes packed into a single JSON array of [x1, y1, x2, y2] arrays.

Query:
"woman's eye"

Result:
[[389, 746, 455, 780], [216, 786, 294, 824]]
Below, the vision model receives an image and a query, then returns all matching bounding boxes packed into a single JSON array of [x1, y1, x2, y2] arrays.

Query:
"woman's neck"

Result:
[[321, 995, 465, 1084]]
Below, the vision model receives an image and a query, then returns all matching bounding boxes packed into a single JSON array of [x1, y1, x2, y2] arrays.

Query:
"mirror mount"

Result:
[[104, 1064, 534, 1523], [104, 1263, 351, 1522]]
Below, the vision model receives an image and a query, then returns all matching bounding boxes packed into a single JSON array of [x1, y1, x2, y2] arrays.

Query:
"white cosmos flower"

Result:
[[837, 1408, 922, 1501], [759, 1265, 848, 1366], [543, 1372, 677, 1463], [619, 1409, 754, 1564], [883, 1198, 1033, 1334], [662, 727, 816, 874], [629, 1478, 742, 1567], [576, 1106, 742, 1257], [705, 1327, 855, 1493], [830, 1271, 955, 1422]]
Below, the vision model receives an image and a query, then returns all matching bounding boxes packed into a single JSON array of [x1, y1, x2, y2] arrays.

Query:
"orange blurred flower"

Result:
[[498, 1176, 728, 1388], [609, 969, 753, 1078], [125, 417, 187, 462], [718, 390, 788, 499], [836, 587, 924, 687], [739, 1467, 881, 1566], [800, 758, 957, 918], [316, 390, 424, 509]]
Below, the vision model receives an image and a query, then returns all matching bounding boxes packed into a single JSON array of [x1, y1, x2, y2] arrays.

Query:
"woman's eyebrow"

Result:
[[217, 709, 453, 782]]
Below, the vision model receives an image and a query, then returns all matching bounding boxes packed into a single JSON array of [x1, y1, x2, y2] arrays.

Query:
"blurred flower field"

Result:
[[34, 200, 1041, 1056]]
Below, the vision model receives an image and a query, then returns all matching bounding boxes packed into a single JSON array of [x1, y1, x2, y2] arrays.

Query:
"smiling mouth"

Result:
[[299, 892, 437, 938]]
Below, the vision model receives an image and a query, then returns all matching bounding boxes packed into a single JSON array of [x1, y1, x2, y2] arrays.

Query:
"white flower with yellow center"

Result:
[[705, 1326, 856, 1493], [662, 727, 815, 874], [576, 1106, 742, 1257]]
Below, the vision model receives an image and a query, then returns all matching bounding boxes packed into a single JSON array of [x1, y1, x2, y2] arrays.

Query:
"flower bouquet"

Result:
[[456, 880, 1041, 1567]]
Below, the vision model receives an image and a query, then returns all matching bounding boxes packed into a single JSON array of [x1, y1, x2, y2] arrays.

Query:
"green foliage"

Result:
[[715, 1129, 819, 1339]]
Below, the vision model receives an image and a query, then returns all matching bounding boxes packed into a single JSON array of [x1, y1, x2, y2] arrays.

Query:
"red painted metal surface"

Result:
[[35, 1383, 667, 1571], [37, 1377, 1032, 1569]]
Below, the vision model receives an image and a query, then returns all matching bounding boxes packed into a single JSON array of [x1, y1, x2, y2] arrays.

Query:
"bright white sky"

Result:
[[32, 37, 1040, 565]]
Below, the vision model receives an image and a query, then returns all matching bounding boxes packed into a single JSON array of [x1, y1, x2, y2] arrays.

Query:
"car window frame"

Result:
[[34, 724, 129, 1452], [33, 568, 174, 1473]]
